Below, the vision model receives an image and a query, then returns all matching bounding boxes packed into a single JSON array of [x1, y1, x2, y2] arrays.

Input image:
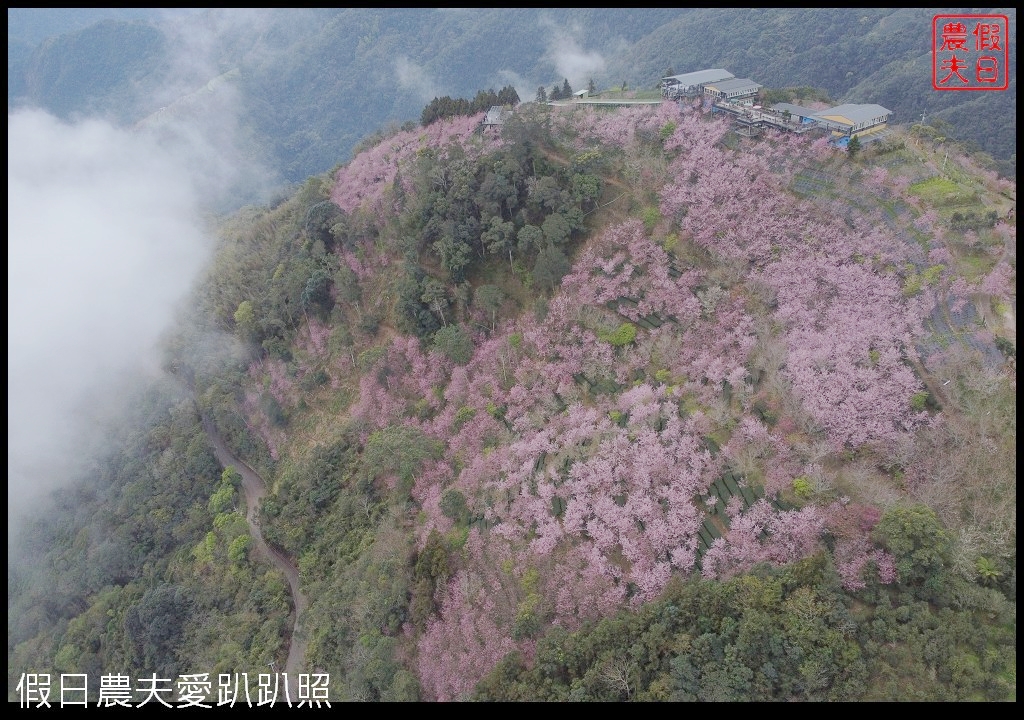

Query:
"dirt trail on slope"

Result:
[[201, 415, 309, 678]]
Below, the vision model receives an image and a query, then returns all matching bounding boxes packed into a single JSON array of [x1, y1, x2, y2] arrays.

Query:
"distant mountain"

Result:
[[16, 19, 166, 123], [6, 8, 177, 45], [8, 8, 1016, 191]]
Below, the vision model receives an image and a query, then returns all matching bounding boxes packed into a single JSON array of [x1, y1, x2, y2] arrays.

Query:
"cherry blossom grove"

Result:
[[315, 99, 1000, 699]]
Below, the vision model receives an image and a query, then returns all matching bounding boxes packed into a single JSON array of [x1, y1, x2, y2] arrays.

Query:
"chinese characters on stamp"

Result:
[[933, 14, 1010, 91]]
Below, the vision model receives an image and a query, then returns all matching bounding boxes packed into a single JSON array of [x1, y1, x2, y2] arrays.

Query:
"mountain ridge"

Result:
[[9, 8, 1016, 190]]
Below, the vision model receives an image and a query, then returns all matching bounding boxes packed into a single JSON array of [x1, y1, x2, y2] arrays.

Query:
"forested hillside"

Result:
[[9, 92, 1015, 701], [8, 8, 1016, 189]]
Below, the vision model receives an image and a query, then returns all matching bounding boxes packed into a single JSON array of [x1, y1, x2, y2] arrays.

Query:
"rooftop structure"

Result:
[[703, 77, 762, 100], [662, 68, 734, 98], [812, 103, 893, 135], [482, 105, 512, 128]]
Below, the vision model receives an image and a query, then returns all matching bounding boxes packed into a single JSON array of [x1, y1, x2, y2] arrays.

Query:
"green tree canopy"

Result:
[[474, 284, 505, 330], [363, 425, 443, 488], [873, 505, 951, 597], [531, 243, 570, 292], [432, 324, 474, 365]]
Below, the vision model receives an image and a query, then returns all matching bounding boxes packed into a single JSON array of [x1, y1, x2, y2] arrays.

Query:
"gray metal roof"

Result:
[[704, 77, 762, 94], [814, 103, 892, 124], [484, 106, 509, 124], [663, 68, 734, 86]]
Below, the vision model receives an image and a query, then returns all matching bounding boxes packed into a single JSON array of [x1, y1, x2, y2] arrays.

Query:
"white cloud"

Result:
[[7, 109, 214, 535], [7, 10, 293, 549], [395, 55, 443, 105], [492, 69, 531, 104], [552, 38, 606, 88], [539, 18, 607, 89]]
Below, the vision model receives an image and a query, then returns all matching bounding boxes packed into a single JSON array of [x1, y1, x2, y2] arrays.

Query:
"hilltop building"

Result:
[[661, 69, 734, 99], [662, 64, 893, 143], [703, 77, 762, 101], [482, 105, 513, 130], [661, 68, 762, 104], [811, 103, 893, 138]]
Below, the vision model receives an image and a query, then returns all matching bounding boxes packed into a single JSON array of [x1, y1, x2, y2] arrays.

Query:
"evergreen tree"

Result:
[[532, 243, 570, 292], [498, 85, 520, 106], [536, 86, 547, 103], [847, 135, 862, 157]]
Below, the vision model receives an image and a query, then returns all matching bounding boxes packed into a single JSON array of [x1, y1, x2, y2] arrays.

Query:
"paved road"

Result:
[[201, 415, 308, 678]]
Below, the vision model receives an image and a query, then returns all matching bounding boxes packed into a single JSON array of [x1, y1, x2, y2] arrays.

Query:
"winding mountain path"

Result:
[[200, 414, 308, 677]]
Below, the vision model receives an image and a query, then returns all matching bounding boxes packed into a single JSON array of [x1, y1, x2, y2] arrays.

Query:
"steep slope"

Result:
[[198, 101, 1014, 699], [8, 98, 1016, 702]]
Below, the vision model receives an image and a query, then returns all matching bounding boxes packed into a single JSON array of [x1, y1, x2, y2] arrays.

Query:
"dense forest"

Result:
[[9, 81, 1016, 702]]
